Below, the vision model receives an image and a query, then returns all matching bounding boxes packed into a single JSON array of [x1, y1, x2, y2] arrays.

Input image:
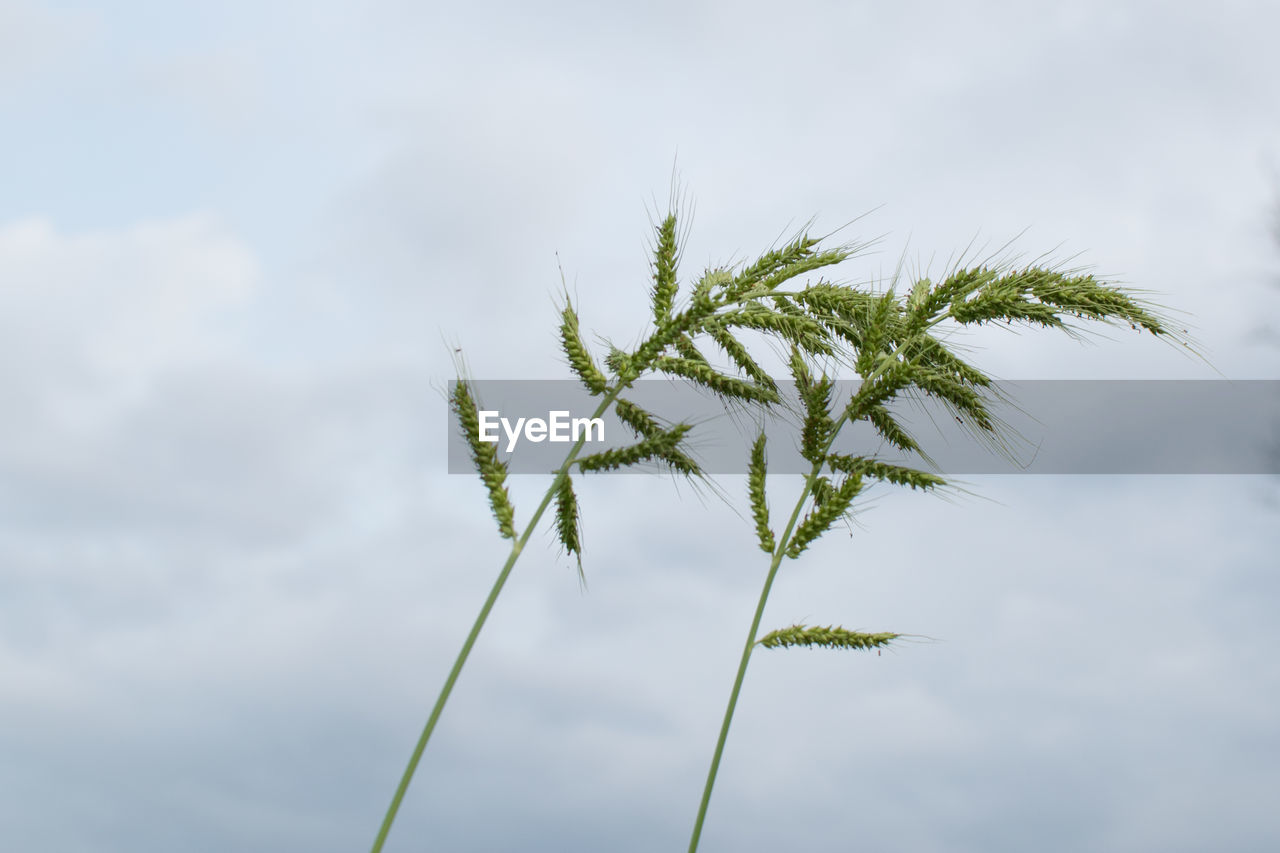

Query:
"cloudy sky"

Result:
[[3, 1, 1280, 851]]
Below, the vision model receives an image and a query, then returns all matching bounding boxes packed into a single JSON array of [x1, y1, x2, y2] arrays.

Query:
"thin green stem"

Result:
[[686, 459, 819, 852], [686, 321, 941, 852], [370, 389, 620, 853]]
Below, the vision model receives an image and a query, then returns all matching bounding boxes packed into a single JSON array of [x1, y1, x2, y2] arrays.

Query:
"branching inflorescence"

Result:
[[375, 205, 882, 853], [684, 251, 1195, 853], [376, 193, 1196, 853]]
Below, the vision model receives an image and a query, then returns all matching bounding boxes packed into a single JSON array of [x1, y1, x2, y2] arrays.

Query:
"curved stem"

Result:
[[687, 325, 938, 852], [370, 389, 620, 853], [686, 465, 817, 852]]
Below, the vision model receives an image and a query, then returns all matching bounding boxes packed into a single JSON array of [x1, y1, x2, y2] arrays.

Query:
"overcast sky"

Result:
[[3, 1, 1280, 851]]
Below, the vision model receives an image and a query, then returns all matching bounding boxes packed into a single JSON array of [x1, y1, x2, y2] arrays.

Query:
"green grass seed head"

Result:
[[748, 432, 775, 554], [758, 624, 900, 651], [449, 379, 516, 540], [559, 303, 610, 395]]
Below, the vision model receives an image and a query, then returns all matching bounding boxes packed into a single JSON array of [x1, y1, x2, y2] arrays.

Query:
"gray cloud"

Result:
[[3, 0, 1279, 850]]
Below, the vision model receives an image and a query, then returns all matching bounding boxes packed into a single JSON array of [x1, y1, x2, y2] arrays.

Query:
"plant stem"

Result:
[[686, 330, 933, 852], [369, 389, 620, 853], [686, 461, 819, 852]]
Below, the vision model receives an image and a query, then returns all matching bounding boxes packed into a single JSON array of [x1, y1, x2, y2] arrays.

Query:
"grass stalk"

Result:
[[685, 468, 814, 852], [686, 346, 905, 853], [370, 390, 620, 853]]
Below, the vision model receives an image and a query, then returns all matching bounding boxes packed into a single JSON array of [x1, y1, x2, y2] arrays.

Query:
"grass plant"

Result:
[[684, 256, 1196, 852], [370, 200, 876, 852], [372, 190, 1196, 852]]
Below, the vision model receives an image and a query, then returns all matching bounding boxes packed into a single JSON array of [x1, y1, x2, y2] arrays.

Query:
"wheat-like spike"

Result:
[[629, 296, 721, 376], [791, 352, 835, 464], [714, 303, 836, 357], [950, 283, 1064, 327], [614, 399, 703, 479], [855, 292, 901, 374], [753, 248, 850, 294], [696, 268, 734, 297], [1024, 270, 1171, 334], [900, 334, 990, 387], [723, 233, 825, 300], [910, 368, 996, 433], [604, 345, 633, 379], [655, 445, 703, 478], [863, 404, 921, 454], [559, 304, 609, 394], [449, 379, 516, 539], [906, 276, 933, 312], [575, 423, 694, 473], [675, 333, 708, 363], [758, 624, 899, 651], [794, 282, 881, 325], [826, 455, 945, 491], [909, 267, 999, 327], [906, 366, 993, 432], [843, 361, 915, 422], [748, 432, 774, 554], [786, 472, 863, 558], [651, 213, 680, 323], [810, 475, 833, 507], [708, 327, 777, 392], [554, 474, 585, 586], [654, 356, 781, 404], [614, 397, 662, 438]]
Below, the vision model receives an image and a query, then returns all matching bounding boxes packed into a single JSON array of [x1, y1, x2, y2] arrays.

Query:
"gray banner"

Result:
[[447, 380, 1280, 475]]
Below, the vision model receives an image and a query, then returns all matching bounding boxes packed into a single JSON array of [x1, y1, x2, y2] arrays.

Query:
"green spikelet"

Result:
[[613, 399, 703, 477], [654, 356, 780, 404], [559, 304, 609, 394], [790, 349, 834, 463], [758, 624, 899, 651], [901, 335, 990, 387], [450, 379, 516, 539], [724, 233, 823, 299], [575, 424, 694, 473], [826, 455, 945, 491], [604, 345, 633, 380], [718, 303, 835, 357], [786, 473, 863, 558], [614, 397, 662, 438], [748, 432, 774, 553], [810, 475, 833, 507], [675, 334, 708, 363], [554, 475, 585, 586], [708, 327, 776, 392], [651, 213, 680, 323], [855, 292, 901, 374], [842, 362, 912, 426], [912, 368, 994, 432], [863, 404, 921, 454]]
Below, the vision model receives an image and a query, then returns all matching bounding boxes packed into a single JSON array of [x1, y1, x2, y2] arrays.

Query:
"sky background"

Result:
[[3, 1, 1280, 851]]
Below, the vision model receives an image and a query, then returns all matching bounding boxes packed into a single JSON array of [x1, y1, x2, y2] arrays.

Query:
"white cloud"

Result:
[[0, 214, 257, 427], [0, 0, 97, 91]]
